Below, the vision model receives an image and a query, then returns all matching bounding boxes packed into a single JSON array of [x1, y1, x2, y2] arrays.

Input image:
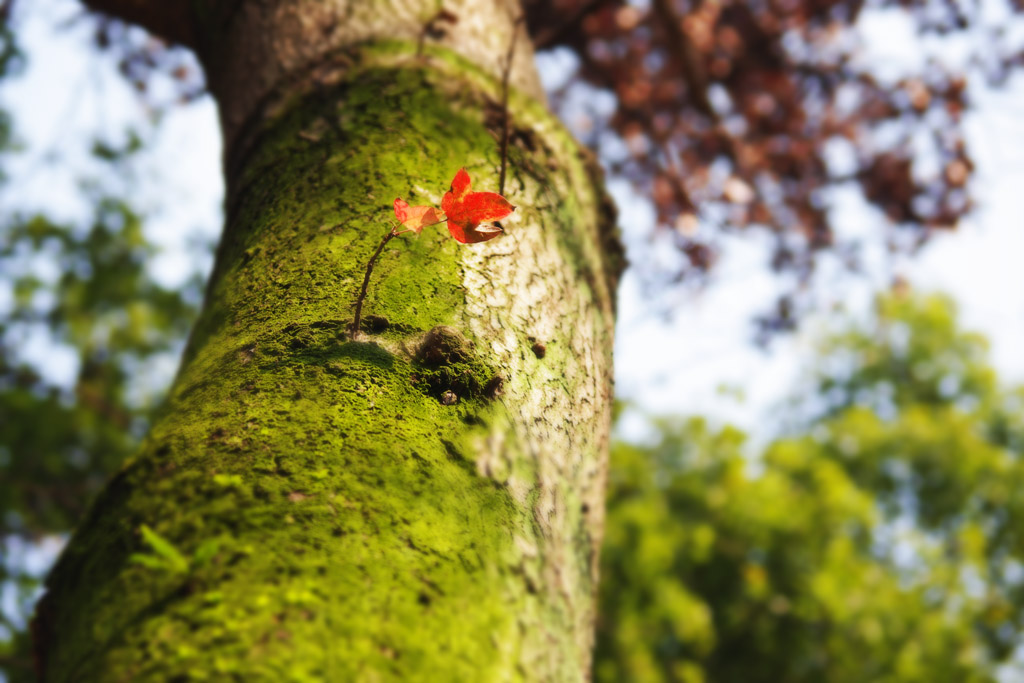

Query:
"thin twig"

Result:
[[351, 227, 397, 340], [498, 15, 525, 196]]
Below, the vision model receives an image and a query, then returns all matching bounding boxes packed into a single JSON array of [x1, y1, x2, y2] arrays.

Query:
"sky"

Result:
[[2, 0, 1024, 442], [571, 2, 1024, 439]]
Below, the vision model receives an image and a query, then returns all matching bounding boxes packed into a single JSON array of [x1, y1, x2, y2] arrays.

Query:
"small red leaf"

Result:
[[440, 168, 515, 244], [394, 198, 444, 234]]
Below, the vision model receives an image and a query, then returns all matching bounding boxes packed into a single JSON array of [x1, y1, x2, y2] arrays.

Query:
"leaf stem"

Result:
[[351, 214, 450, 338], [351, 227, 397, 340]]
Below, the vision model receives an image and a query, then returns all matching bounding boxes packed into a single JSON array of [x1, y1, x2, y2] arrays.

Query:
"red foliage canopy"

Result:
[[523, 0, 1023, 334]]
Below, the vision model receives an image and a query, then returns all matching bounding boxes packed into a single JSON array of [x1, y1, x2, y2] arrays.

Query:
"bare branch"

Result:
[[82, 0, 196, 48], [531, 0, 612, 50], [651, 0, 717, 121]]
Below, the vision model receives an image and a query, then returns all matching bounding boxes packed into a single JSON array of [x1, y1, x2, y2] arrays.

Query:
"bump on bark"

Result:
[[413, 326, 496, 403]]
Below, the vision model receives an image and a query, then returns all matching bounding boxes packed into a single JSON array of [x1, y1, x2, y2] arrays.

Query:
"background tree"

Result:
[[596, 290, 1024, 682], [0, 17, 202, 677], [524, 0, 1020, 335]]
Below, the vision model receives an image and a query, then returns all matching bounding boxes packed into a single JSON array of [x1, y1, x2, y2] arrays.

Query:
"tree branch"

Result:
[[531, 0, 613, 50], [651, 0, 718, 121], [82, 0, 196, 48]]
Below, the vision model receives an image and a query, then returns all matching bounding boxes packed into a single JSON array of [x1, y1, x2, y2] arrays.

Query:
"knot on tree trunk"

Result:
[[413, 326, 499, 403]]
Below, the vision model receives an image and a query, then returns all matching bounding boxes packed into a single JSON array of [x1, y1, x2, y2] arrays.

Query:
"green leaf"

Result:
[[137, 524, 189, 574]]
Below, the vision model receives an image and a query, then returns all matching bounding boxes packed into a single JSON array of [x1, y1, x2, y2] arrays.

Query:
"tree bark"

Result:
[[36, 1, 622, 680]]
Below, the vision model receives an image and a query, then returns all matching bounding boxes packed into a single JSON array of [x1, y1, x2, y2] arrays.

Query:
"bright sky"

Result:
[[3, 0, 1024, 442], [612, 3, 1024, 438]]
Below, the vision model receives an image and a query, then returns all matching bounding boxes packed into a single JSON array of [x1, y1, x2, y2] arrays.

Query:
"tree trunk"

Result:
[[35, 1, 621, 680]]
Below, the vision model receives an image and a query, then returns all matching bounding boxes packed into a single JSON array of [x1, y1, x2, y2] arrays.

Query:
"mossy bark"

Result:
[[37, 4, 620, 681]]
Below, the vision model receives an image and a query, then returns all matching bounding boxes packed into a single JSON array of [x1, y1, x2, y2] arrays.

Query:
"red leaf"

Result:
[[440, 168, 515, 244], [393, 198, 444, 234]]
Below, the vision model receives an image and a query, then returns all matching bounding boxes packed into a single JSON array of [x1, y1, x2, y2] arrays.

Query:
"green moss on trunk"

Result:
[[38, 46, 616, 682]]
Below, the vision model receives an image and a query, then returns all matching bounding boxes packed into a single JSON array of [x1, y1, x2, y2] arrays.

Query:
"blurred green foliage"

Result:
[[0, 20, 201, 677], [0, 204, 201, 676], [595, 291, 1024, 682], [1, 200, 200, 536]]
